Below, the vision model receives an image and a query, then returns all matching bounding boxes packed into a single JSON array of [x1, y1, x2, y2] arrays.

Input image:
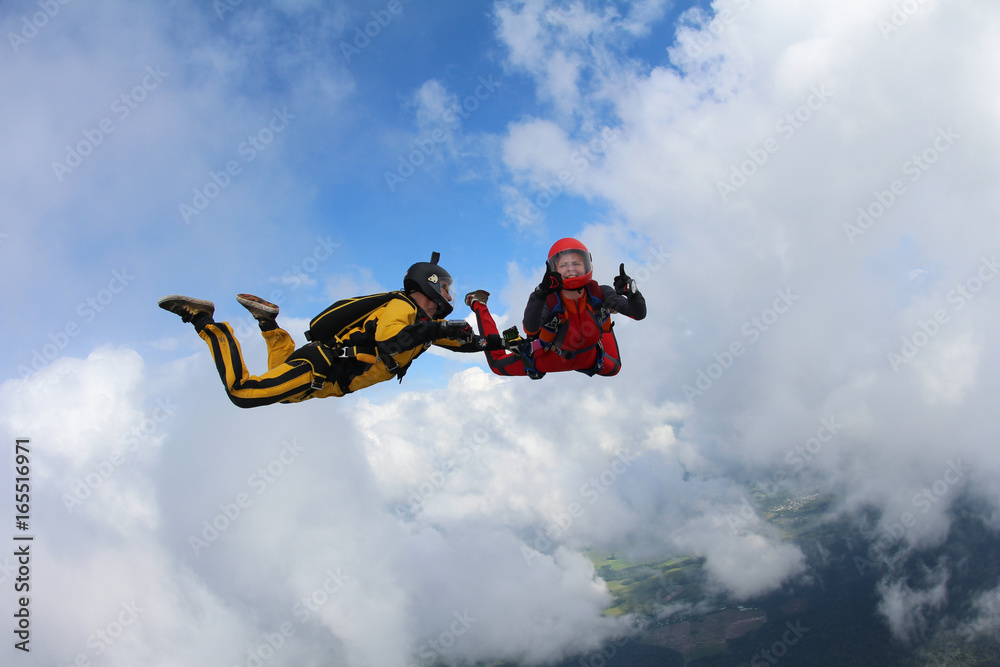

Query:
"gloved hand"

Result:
[[440, 320, 475, 343], [535, 269, 563, 296], [614, 263, 638, 297]]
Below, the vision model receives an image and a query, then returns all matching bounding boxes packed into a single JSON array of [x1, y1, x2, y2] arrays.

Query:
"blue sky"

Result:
[[2, 0, 700, 381], [2, 1, 999, 666]]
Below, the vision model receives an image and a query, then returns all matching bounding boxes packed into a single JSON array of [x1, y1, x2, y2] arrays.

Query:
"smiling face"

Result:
[[546, 238, 594, 291], [554, 251, 588, 280]]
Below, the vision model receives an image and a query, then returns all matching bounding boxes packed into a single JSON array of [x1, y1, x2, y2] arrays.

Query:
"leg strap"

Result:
[[285, 342, 344, 392]]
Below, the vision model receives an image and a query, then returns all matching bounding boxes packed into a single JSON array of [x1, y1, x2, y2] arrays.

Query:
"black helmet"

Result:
[[403, 251, 454, 318]]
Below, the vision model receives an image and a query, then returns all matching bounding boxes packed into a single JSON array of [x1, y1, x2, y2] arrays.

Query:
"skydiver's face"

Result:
[[439, 280, 453, 306], [555, 252, 587, 279], [411, 291, 438, 317]]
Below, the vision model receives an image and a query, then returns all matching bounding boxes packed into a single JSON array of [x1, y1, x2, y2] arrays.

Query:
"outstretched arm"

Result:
[[433, 320, 488, 353]]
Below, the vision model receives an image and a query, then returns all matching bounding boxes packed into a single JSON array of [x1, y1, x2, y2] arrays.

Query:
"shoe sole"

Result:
[[236, 293, 279, 316], [158, 295, 215, 311]]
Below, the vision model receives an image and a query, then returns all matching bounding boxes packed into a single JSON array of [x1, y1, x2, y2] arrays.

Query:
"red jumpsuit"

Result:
[[470, 281, 646, 377]]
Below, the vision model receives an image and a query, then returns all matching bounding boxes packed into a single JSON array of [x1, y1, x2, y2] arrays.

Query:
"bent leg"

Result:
[[596, 329, 622, 376], [533, 346, 587, 373], [471, 301, 527, 376], [263, 327, 296, 370], [533, 331, 621, 377], [199, 322, 317, 408]]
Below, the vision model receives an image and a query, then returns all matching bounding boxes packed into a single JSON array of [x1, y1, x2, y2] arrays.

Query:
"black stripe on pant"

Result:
[[199, 323, 316, 408]]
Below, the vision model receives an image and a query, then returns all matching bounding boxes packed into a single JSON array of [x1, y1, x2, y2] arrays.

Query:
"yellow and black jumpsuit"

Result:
[[198, 295, 475, 408]]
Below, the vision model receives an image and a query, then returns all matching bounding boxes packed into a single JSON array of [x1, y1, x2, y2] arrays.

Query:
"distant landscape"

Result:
[[480, 489, 1000, 667]]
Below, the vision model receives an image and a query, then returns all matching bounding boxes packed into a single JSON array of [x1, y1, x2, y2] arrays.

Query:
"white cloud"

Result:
[[0, 348, 257, 666], [674, 515, 807, 600], [3, 0, 999, 664], [876, 562, 949, 642], [0, 348, 654, 666], [491, 0, 1000, 640]]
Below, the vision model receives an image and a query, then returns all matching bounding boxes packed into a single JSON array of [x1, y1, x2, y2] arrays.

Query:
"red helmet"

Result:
[[547, 238, 593, 290]]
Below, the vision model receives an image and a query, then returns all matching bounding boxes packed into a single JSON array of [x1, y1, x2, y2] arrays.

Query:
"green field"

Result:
[[588, 551, 704, 617]]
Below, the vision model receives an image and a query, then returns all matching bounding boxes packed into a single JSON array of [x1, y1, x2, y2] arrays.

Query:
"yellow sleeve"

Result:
[[372, 298, 418, 342]]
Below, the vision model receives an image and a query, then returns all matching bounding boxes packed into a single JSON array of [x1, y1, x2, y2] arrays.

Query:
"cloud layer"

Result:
[[1, 0, 998, 665]]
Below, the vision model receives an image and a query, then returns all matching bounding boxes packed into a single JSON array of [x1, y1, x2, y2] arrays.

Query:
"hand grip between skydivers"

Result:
[[440, 319, 475, 343]]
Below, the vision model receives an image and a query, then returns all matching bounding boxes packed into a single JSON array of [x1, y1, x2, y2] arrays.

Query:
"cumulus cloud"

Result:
[[876, 562, 950, 642], [673, 514, 807, 600], [0, 349, 659, 666], [0, 348, 259, 666], [2, 0, 999, 664], [491, 0, 999, 643]]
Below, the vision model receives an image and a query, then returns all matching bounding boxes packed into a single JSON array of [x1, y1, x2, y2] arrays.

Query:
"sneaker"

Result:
[[464, 290, 490, 307], [236, 294, 279, 321], [158, 295, 215, 323]]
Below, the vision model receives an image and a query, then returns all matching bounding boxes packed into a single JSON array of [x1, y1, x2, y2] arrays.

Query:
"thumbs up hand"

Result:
[[613, 263, 637, 296]]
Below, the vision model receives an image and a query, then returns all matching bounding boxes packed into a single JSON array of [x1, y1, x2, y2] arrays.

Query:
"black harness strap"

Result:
[[283, 342, 344, 392]]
